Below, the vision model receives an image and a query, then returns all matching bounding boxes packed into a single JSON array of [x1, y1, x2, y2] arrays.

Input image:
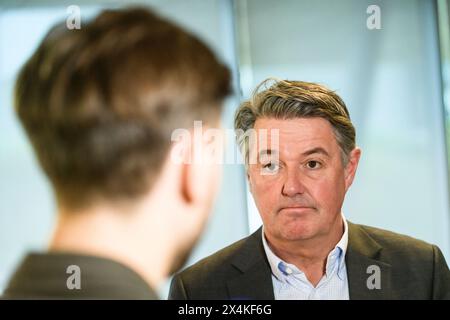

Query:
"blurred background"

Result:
[[1, 0, 450, 298]]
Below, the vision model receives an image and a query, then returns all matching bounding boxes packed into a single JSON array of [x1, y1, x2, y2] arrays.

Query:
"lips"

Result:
[[278, 206, 314, 214]]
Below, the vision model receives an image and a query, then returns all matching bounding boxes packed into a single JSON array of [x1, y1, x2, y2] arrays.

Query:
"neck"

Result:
[[48, 201, 175, 291]]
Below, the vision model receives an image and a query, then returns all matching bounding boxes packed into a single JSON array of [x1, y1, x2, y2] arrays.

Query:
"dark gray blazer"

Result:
[[3, 253, 158, 299], [169, 221, 450, 300]]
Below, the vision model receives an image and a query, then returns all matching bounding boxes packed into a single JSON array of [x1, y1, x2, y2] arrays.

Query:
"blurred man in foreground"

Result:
[[3, 7, 230, 299], [169, 79, 450, 300]]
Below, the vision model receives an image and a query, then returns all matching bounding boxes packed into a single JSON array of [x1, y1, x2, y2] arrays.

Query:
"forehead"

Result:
[[253, 117, 339, 157]]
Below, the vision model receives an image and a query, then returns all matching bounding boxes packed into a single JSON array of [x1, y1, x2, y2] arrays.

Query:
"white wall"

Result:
[[238, 0, 450, 260]]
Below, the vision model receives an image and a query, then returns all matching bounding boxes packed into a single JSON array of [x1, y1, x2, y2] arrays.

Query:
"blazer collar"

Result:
[[346, 221, 392, 299], [227, 221, 392, 300], [227, 227, 275, 300]]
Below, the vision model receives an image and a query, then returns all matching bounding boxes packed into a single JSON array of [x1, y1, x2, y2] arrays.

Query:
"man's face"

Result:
[[247, 117, 359, 242]]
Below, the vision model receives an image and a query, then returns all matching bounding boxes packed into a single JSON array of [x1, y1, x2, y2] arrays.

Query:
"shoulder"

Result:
[[349, 222, 450, 298], [169, 230, 262, 299], [176, 234, 251, 281], [350, 222, 437, 262], [356, 223, 433, 247]]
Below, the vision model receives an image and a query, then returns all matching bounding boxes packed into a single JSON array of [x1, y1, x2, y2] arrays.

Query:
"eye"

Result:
[[262, 162, 280, 173], [306, 160, 322, 170]]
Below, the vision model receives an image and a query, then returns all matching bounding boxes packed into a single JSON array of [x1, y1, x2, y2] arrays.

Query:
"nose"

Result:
[[281, 168, 306, 197]]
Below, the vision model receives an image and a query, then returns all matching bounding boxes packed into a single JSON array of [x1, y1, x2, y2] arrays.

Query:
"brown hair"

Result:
[[15, 7, 231, 209], [234, 78, 355, 166]]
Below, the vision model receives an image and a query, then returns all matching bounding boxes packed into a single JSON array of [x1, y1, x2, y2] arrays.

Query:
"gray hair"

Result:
[[234, 78, 356, 167]]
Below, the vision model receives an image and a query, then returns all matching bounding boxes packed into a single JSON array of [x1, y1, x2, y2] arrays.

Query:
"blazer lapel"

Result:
[[226, 223, 393, 300], [346, 221, 392, 299], [227, 227, 275, 300]]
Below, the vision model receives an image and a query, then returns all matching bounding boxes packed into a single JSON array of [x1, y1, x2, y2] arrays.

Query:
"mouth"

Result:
[[278, 206, 315, 215]]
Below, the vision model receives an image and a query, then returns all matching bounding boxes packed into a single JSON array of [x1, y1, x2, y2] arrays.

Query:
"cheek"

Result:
[[250, 175, 281, 215], [308, 172, 346, 212]]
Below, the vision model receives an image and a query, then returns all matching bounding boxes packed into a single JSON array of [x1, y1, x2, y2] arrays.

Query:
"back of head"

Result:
[[15, 7, 231, 210]]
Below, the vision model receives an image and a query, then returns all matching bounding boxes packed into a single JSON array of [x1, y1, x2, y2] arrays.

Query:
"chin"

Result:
[[278, 221, 319, 241]]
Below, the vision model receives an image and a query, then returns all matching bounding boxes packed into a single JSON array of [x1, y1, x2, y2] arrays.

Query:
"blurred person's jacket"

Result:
[[3, 253, 158, 299]]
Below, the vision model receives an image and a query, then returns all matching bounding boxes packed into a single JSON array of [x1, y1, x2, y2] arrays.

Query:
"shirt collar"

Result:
[[327, 215, 348, 280], [262, 214, 349, 283], [337, 214, 349, 255]]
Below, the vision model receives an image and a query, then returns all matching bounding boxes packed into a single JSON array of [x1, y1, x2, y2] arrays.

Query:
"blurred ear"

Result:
[[180, 161, 193, 204], [180, 125, 222, 209], [344, 147, 361, 191], [246, 168, 254, 194], [168, 128, 193, 204]]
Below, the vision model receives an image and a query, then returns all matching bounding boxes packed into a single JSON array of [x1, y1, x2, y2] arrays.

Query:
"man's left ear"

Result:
[[344, 147, 361, 191]]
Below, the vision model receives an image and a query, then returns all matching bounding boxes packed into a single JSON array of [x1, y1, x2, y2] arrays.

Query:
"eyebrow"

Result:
[[258, 147, 330, 158], [301, 147, 330, 157]]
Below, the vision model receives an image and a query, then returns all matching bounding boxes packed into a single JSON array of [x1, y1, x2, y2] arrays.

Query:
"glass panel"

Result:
[[235, 0, 450, 260]]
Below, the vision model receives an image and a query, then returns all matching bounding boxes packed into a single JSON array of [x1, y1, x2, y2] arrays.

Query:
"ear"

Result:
[[168, 128, 194, 204], [181, 161, 193, 204], [344, 147, 361, 191], [246, 169, 254, 194], [181, 156, 210, 207], [180, 126, 222, 208]]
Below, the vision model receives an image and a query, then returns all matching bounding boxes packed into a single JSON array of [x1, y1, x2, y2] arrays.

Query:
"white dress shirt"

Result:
[[261, 216, 350, 300]]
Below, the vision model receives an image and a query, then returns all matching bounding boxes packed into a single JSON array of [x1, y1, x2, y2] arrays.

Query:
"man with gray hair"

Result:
[[169, 78, 450, 300]]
